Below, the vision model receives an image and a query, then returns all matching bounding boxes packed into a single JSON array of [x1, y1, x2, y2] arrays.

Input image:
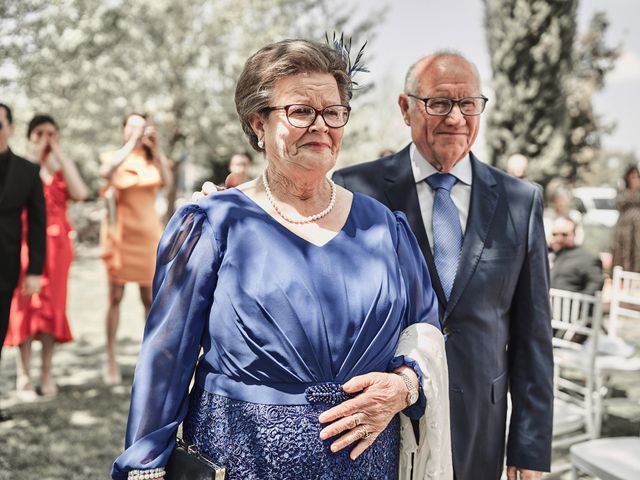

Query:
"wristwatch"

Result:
[[396, 371, 419, 407]]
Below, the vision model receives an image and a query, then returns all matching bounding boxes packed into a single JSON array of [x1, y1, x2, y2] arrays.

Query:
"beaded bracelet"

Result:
[[127, 467, 166, 479]]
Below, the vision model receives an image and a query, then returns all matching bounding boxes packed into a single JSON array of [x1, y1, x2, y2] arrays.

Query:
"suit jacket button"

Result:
[[442, 326, 452, 336]]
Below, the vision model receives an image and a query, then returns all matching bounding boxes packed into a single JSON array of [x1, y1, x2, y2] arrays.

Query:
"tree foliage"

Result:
[[0, 0, 380, 211], [564, 12, 620, 184], [484, 0, 578, 186], [484, 0, 620, 188]]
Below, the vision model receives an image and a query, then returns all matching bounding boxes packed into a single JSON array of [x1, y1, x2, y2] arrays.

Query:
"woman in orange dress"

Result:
[[100, 113, 172, 384], [5, 114, 88, 398]]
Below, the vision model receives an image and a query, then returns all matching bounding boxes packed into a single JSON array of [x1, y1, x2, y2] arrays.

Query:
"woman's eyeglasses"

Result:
[[264, 104, 351, 128]]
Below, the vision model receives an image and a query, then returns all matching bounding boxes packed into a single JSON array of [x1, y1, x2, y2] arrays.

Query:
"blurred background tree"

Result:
[[484, 0, 621, 190], [565, 12, 620, 185], [484, 0, 578, 188], [0, 0, 381, 218], [2, 0, 625, 223]]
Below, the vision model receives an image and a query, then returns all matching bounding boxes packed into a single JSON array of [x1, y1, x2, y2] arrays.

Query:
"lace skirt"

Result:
[[183, 386, 400, 480]]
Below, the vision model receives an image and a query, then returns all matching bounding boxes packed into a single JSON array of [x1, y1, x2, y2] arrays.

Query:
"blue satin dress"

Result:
[[112, 189, 439, 480]]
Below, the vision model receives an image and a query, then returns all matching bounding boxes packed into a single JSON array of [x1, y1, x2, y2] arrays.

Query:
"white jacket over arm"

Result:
[[396, 323, 453, 480]]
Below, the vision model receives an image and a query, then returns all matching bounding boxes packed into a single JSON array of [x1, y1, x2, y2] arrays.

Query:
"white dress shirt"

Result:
[[410, 143, 473, 250]]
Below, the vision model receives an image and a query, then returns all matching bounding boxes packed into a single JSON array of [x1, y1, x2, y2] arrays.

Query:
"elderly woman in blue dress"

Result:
[[112, 39, 450, 480]]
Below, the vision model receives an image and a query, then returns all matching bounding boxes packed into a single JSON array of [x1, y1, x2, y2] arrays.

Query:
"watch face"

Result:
[[409, 391, 419, 405]]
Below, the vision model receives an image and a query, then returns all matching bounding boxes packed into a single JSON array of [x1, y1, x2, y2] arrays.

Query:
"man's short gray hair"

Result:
[[404, 50, 481, 94]]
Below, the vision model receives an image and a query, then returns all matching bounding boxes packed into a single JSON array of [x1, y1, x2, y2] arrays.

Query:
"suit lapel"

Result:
[[443, 153, 499, 322], [383, 146, 446, 307]]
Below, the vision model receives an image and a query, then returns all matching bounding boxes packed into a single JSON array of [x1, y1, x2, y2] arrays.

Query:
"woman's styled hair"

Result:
[[27, 114, 58, 138], [235, 39, 351, 152], [623, 165, 640, 189]]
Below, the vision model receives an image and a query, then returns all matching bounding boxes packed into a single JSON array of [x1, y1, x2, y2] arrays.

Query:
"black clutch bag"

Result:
[[165, 437, 226, 480]]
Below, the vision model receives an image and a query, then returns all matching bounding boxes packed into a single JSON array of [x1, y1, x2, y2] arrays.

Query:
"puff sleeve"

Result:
[[112, 204, 219, 479]]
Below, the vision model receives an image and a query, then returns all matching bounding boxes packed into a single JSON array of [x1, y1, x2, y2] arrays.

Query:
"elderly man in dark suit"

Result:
[[0, 103, 46, 421], [333, 52, 553, 480]]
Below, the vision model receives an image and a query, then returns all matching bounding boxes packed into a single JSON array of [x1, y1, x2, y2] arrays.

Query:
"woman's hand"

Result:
[[141, 125, 159, 156], [48, 134, 62, 159], [42, 134, 62, 171], [129, 123, 146, 146], [318, 371, 411, 460], [141, 124, 174, 188], [48, 136, 89, 201], [32, 137, 51, 165]]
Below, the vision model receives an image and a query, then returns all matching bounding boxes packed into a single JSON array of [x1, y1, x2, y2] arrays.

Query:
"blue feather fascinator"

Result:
[[325, 32, 369, 98]]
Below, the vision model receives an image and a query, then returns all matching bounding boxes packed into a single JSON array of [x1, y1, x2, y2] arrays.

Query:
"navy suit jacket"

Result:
[[0, 149, 46, 293], [333, 145, 553, 479]]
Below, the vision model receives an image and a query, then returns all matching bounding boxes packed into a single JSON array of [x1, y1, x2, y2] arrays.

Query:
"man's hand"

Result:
[[21, 274, 42, 296], [506, 466, 543, 480], [191, 181, 222, 202]]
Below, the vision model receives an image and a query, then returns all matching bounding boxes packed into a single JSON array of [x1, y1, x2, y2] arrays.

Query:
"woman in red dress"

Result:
[[4, 114, 88, 398]]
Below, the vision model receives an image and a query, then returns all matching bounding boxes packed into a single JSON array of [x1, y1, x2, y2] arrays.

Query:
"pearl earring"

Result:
[[258, 139, 264, 149]]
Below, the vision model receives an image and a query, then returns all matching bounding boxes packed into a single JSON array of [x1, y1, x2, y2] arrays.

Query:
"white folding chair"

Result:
[[608, 266, 640, 338], [595, 266, 640, 420], [570, 432, 640, 480], [550, 289, 602, 449]]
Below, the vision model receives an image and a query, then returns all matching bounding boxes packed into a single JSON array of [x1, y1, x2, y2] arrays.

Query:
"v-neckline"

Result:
[[41, 169, 58, 186], [234, 188, 356, 249]]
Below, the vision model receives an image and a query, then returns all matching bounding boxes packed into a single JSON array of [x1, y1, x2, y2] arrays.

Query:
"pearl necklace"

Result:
[[262, 170, 337, 224]]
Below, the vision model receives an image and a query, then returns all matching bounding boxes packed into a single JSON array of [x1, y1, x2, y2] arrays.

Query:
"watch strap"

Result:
[[396, 371, 418, 406]]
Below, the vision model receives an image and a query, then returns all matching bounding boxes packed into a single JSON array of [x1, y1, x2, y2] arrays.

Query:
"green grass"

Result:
[[1, 253, 145, 480], [0, 338, 138, 479]]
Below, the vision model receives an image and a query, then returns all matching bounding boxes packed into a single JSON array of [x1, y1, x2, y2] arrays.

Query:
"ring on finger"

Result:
[[360, 425, 371, 439], [353, 413, 362, 427]]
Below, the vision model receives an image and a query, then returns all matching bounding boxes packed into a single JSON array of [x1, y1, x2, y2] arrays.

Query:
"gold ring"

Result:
[[361, 425, 371, 439]]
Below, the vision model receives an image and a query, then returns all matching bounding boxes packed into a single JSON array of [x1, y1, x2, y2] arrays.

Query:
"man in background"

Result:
[[225, 151, 253, 187], [550, 216, 604, 296]]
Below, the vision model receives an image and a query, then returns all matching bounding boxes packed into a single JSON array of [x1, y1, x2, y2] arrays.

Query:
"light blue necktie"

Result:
[[426, 173, 463, 300]]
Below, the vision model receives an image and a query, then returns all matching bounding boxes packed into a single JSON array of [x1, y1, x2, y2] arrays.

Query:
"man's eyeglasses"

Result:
[[407, 94, 489, 116], [263, 104, 351, 129]]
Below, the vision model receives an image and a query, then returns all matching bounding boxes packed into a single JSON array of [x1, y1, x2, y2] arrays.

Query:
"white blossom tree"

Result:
[[0, 0, 381, 216]]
